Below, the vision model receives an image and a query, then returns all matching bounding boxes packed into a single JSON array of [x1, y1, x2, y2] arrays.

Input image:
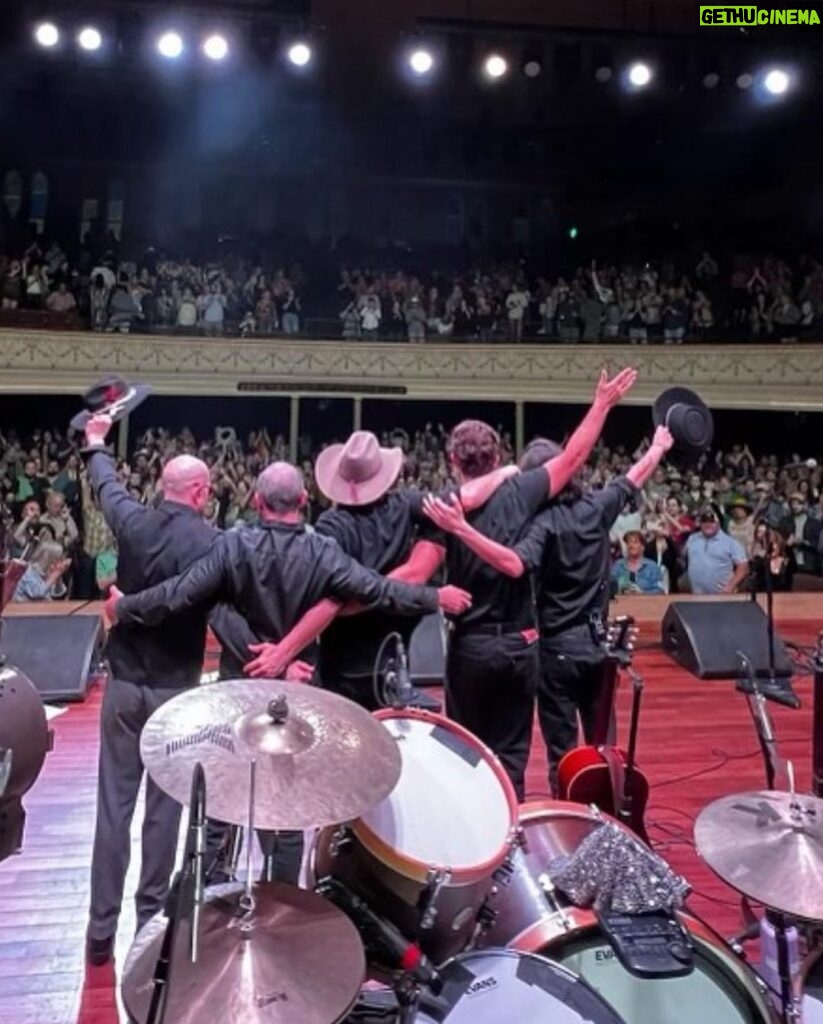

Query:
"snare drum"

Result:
[[314, 709, 517, 964], [414, 949, 626, 1023], [478, 800, 775, 1024]]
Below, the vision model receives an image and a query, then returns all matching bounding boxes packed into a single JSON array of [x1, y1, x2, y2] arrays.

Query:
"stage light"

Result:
[[523, 60, 542, 79], [484, 54, 508, 80], [594, 66, 613, 83], [409, 49, 434, 76], [34, 22, 60, 48], [627, 62, 652, 88], [703, 72, 720, 89], [764, 68, 790, 95], [157, 31, 184, 59], [287, 42, 312, 67], [203, 34, 228, 61], [736, 72, 754, 90], [568, 226, 579, 240], [77, 27, 102, 52]]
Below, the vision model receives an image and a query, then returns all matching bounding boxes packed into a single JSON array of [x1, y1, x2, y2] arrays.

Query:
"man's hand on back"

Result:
[[437, 585, 472, 615], [104, 584, 123, 625]]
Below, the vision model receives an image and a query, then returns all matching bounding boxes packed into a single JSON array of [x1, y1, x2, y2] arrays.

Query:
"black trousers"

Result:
[[89, 678, 185, 940], [204, 820, 304, 886], [446, 630, 538, 801], [538, 623, 610, 794]]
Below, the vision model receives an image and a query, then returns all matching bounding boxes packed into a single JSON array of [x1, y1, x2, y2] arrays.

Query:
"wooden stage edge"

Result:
[[4, 592, 822, 629]]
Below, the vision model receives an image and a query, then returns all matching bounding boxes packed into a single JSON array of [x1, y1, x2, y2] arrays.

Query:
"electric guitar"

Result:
[[556, 617, 650, 843]]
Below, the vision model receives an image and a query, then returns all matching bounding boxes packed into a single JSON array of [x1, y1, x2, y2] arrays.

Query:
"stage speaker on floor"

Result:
[[409, 612, 446, 686], [0, 613, 104, 702], [661, 600, 792, 680]]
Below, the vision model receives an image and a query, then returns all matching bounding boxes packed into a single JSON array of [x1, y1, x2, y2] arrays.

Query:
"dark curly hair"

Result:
[[447, 420, 501, 479]]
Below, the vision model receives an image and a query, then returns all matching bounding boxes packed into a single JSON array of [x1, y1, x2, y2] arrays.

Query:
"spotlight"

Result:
[[409, 49, 434, 76], [203, 34, 228, 61], [736, 72, 754, 90], [157, 31, 184, 59], [764, 68, 790, 95], [523, 60, 542, 79], [627, 62, 652, 88], [484, 54, 508, 80], [594, 66, 613, 83], [77, 27, 102, 52], [568, 226, 579, 240], [287, 42, 312, 67], [34, 22, 60, 48]]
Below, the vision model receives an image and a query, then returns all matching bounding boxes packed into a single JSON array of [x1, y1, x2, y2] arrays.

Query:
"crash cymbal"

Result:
[[695, 790, 823, 920], [122, 882, 366, 1024], [140, 680, 401, 830]]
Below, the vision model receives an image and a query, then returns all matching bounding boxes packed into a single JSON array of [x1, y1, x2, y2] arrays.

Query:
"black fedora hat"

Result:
[[70, 374, 152, 432], [652, 386, 713, 453]]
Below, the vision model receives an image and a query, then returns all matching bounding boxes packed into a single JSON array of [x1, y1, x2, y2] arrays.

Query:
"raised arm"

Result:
[[625, 425, 674, 489], [83, 415, 143, 536], [422, 494, 526, 578], [544, 367, 637, 497]]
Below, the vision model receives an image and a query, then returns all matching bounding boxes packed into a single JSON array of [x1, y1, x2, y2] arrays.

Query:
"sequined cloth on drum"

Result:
[[548, 819, 690, 913]]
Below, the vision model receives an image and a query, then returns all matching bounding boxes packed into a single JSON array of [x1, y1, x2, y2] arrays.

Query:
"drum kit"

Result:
[[122, 674, 823, 1024]]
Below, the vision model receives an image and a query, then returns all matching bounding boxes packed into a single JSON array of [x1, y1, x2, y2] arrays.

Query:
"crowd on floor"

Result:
[[2, 420, 821, 603]]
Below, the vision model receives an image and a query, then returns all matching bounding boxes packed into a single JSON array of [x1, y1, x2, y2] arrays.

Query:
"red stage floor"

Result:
[[0, 621, 817, 1024]]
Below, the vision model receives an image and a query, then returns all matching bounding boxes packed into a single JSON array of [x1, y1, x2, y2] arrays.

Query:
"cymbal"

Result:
[[140, 680, 401, 830], [122, 882, 366, 1024], [695, 790, 823, 920]]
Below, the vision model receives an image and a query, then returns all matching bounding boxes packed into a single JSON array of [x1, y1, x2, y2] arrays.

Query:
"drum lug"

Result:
[[476, 902, 499, 932], [493, 861, 515, 887], [419, 868, 451, 931], [328, 826, 352, 857]]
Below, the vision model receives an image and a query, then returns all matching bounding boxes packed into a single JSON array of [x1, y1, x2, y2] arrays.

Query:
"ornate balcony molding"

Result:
[[0, 329, 821, 410]]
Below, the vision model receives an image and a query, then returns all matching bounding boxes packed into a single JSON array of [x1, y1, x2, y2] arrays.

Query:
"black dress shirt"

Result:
[[446, 468, 549, 630], [515, 477, 637, 634], [86, 450, 217, 688], [314, 491, 444, 681], [115, 521, 440, 640]]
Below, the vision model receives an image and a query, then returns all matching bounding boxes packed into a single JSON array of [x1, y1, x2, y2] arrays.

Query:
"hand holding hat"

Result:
[[652, 387, 714, 454]]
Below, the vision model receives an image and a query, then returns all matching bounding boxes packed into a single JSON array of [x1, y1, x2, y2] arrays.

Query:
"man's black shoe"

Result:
[[86, 933, 114, 967]]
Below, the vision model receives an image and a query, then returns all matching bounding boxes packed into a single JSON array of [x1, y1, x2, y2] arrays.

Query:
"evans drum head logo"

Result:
[[595, 948, 617, 964], [467, 974, 499, 997]]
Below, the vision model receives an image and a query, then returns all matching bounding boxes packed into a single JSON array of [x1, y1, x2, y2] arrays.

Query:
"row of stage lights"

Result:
[[31, 21, 794, 96], [33, 21, 313, 66]]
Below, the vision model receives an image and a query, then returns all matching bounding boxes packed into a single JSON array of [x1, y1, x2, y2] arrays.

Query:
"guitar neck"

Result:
[[624, 670, 644, 776], [592, 659, 620, 748]]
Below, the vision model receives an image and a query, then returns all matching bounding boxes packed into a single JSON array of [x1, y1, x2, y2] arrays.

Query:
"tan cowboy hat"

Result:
[[315, 431, 404, 506]]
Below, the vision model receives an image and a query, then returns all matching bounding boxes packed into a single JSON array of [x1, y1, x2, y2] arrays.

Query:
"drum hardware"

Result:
[[812, 631, 823, 798], [419, 868, 451, 930], [537, 873, 574, 932], [329, 825, 354, 857]]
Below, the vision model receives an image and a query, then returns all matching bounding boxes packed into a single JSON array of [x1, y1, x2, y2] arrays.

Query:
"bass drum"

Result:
[[414, 949, 626, 1024], [802, 949, 823, 1023]]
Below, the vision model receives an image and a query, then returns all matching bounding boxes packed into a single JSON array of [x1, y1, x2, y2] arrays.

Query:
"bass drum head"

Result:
[[802, 950, 823, 1023], [552, 925, 774, 1024], [414, 950, 625, 1024]]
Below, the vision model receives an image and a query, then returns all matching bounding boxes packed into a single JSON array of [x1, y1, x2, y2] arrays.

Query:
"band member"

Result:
[[105, 462, 472, 880], [429, 368, 637, 800], [83, 414, 217, 967], [244, 430, 515, 708], [425, 422, 673, 793]]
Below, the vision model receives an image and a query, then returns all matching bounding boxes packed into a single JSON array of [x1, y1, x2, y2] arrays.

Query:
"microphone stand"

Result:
[[145, 762, 206, 1024]]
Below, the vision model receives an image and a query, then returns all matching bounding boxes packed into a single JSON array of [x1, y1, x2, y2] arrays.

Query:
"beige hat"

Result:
[[315, 431, 404, 506]]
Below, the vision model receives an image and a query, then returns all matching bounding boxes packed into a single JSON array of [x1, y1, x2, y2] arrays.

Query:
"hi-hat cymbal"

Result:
[[122, 882, 366, 1024], [695, 790, 823, 920], [140, 680, 401, 830]]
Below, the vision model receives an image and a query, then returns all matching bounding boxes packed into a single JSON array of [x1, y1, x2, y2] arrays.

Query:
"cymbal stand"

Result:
[[394, 973, 423, 1024], [769, 909, 803, 1023], [238, 759, 258, 924]]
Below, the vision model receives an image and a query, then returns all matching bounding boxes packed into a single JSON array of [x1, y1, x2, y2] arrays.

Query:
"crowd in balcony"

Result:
[[2, 417, 821, 604], [2, 235, 823, 343]]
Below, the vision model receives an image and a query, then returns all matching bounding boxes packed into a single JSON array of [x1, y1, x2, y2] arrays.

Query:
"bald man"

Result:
[[82, 414, 218, 966]]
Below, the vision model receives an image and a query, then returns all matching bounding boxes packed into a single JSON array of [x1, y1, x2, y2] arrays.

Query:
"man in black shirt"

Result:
[[430, 368, 637, 799], [426, 422, 673, 793], [83, 414, 217, 966], [244, 431, 513, 709]]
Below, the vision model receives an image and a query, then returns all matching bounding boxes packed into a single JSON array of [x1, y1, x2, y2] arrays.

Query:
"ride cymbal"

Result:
[[695, 790, 823, 921], [140, 680, 401, 830]]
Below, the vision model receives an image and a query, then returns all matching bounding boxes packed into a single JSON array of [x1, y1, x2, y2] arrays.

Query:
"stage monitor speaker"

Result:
[[409, 612, 446, 686], [0, 614, 104, 702], [661, 600, 792, 680]]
